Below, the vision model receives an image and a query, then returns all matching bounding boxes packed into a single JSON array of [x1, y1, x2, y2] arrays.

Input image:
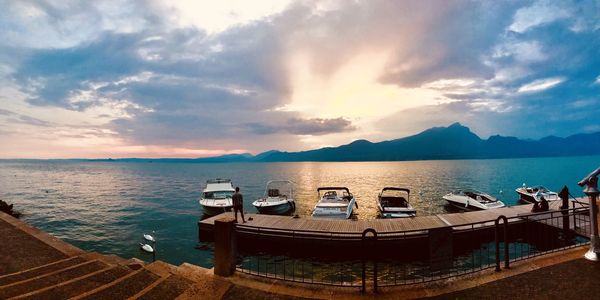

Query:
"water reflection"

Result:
[[0, 156, 596, 268]]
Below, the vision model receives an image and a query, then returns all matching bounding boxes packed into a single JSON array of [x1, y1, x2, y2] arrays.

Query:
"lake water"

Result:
[[0, 156, 597, 268]]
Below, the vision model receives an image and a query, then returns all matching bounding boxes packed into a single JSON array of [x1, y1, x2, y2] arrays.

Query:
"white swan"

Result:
[[143, 232, 156, 243], [140, 243, 154, 253]]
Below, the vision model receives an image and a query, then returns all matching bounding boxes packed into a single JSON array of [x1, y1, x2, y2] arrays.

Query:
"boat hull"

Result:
[[200, 205, 232, 216], [517, 192, 537, 204], [446, 200, 482, 211], [312, 198, 355, 219], [380, 212, 416, 218], [443, 197, 485, 211], [199, 199, 233, 216], [254, 201, 294, 215], [379, 210, 416, 218], [378, 204, 416, 218], [515, 188, 559, 203]]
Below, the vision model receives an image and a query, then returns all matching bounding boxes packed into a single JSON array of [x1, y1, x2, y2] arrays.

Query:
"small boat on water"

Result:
[[443, 190, 506, 210], [377, 187, 416, 218], [252, 180, 296, 215], [198, 178, 235, 215], [515, 184, 559, 203], [311, 187, 357, 219]]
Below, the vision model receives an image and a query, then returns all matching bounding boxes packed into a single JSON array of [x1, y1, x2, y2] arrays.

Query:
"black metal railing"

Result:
[[501, 206, 590, 268], [237, 255, 364, 286], [234, 205, 591, 290]]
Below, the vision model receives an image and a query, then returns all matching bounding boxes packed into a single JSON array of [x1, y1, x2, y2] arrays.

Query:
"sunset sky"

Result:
[[0, 0, 599, 158]]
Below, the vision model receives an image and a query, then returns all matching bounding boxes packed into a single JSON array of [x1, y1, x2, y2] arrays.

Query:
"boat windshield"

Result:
[[525, 186, 549, 193], [461, 190, 498, 203], [381, 189, 409, 199], [204, 191, 234, 199], [319, 189, 352, 202], [265, 180, 293, 199], [380, 196, 409, 208], [380, 188, 410, 207]]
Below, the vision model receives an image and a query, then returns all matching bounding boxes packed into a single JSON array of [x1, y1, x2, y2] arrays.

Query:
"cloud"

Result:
[[509, 0, 572, 33], [284, 1, 520, 88], [518, 77, 566, 93], [0, 108, 52, 127], [248, 117, 356, 136], [1, 0, 600, 157], [0, 0, 157, 49]]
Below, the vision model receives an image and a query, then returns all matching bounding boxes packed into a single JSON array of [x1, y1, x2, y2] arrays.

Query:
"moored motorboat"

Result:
[[198, 178, 235, 215], [515, 184, 559, 203], [443, 189, 505, 210], [377, 187, 416, 218], [252, 180, 295, 215], [311, 187, 357, 219]]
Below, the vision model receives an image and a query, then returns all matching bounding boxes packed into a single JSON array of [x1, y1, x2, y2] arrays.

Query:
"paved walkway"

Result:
[[428, 258, 600, 300]]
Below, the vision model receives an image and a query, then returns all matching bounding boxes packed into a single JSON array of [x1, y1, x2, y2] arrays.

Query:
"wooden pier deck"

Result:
[[198, 198, 591, 241]]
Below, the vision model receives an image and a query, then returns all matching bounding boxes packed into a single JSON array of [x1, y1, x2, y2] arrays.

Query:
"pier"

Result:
[[198, 198, 590, 243]]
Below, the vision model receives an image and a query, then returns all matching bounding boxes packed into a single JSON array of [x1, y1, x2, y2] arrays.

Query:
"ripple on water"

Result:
[[0, 157, 596, 267]]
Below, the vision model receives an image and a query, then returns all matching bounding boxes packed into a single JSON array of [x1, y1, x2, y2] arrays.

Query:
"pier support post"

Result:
[[429, 226, 453, 272], [495, 216, 509, 271], [559, 186, 571, 243], [213, 217, 237, 276]]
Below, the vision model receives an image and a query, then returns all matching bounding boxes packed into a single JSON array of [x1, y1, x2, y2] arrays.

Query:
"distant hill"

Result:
[[241, 123, 599, 162], [97, 123, 600, 163]]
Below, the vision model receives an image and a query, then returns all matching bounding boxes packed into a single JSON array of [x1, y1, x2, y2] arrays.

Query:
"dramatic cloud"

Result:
[[0, 0, 599, 158], [518, 77, 565, 93], [248, 117, 355, 136]]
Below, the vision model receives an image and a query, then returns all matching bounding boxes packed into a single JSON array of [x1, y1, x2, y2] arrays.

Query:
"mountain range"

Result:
[[102, 123, 600, 163]]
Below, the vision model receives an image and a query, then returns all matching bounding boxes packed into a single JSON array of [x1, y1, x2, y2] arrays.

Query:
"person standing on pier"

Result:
[[232, 187, 246, 223], [539, 196, 549, 212]]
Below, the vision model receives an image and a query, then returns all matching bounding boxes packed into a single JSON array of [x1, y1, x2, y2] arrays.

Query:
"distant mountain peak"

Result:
[[135, 123, 600, 163], [349, 139, 371, 145]]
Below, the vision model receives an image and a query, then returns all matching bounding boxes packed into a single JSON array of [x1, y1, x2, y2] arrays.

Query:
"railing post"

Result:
[[495, 215, 509, 271], [361, 228, 377, 294], [559, 186, 570, 236], [572, 202, 577, 229], [504, 218, 509, 269]]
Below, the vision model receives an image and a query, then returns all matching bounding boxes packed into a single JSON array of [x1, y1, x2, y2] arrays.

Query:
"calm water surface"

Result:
[[0, 156, 597, 267]]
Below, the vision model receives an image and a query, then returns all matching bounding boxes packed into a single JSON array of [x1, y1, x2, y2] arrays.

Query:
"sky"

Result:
[[0, 0, 599, 158]]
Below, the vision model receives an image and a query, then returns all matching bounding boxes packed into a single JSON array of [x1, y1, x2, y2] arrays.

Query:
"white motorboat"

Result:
[[516, 184, 559, 203], [252, 180, 296, 215], [377, 187, 416, 218], [311, 187, 357, 219], [443, 189, 506, 210], [199, 178, 235, 215]]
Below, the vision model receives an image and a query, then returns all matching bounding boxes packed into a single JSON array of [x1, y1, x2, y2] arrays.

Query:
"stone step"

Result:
[[74, 268, 161, 300], [0, 255, 86, 287], [136, 274, 195, 300], [126, 261, 175, 299], [0, 259, 107, 299], [128, 275, 169, 299], [13, 265, 133, 300]]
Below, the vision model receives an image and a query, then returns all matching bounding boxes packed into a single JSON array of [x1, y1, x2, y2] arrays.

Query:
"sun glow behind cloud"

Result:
[[281, 52, 448, 138], [166, 0, 293, 34]]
